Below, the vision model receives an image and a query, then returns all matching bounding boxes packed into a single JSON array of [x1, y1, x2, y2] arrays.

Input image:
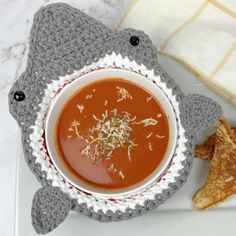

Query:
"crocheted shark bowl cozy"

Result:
[[8, 3, 222, 235]]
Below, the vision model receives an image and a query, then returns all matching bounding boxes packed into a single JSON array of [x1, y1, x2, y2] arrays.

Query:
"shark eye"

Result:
[[14, 91, 25, 102], [130, 35, 140, 46]]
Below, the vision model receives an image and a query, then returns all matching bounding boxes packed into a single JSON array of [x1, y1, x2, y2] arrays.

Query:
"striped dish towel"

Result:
[[116, 0, 236, 106]]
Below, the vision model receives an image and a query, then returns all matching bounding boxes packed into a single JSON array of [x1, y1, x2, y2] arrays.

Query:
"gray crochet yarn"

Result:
[[179, 94, 223, 131], [8, 3, 222, 235], [32, 186, 72, 234]]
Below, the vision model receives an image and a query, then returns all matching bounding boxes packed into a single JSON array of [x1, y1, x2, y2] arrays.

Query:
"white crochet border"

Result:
[[29, 53, 188, 213]]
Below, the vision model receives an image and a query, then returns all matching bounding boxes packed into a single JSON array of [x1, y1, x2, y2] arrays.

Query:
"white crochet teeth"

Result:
[[29, 54, 187, 214]]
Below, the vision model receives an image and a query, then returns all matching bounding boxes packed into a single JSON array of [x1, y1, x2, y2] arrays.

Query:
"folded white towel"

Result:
[[116, 0, 236, 106]]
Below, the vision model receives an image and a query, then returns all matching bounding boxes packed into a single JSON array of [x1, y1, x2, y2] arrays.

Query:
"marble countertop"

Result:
[[0, 1, 131, 235]]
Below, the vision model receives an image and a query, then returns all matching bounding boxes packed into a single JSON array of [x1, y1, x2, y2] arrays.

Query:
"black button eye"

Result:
[[14, 91, 25, 101], [130, 35, 140, 46]]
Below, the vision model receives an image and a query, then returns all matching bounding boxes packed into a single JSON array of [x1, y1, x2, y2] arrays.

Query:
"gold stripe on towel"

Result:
[[160, 1, 209, 51], [159, 50, 209, 82], [209, 42, 236, 80], [159, 51, 236, 106], [115, 0, 139, 31], [209, 0, 236, 19]]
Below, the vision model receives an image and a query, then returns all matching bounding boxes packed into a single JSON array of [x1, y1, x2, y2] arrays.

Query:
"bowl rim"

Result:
[[45, 68, 178, 197]]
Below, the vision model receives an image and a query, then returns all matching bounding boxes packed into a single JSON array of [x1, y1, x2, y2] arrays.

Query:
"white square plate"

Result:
[[15, 54, 236, 236]]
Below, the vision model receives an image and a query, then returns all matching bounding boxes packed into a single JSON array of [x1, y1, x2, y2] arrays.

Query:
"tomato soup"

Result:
[[56, 79, 169, 189]]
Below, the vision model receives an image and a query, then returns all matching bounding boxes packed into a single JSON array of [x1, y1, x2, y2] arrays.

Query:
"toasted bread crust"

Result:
[[193, 117, 236, 210], [195, 128, 236, 161]]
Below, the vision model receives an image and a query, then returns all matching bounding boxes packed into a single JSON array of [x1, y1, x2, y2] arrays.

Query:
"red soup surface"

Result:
[[56, 78, 169, 190]]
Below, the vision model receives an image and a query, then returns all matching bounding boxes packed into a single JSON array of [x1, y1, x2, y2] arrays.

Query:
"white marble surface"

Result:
[[0, 1, 131, 235]]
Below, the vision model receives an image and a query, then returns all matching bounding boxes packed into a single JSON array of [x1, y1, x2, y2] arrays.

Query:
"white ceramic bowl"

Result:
[[45, 68, 178, 197]]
